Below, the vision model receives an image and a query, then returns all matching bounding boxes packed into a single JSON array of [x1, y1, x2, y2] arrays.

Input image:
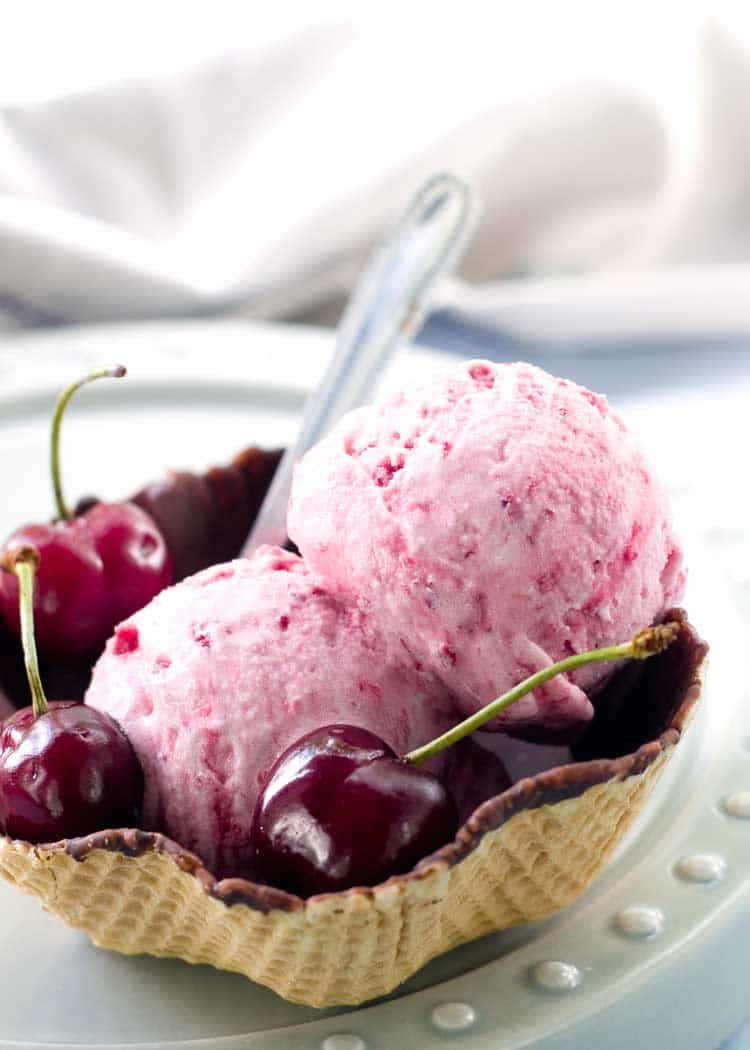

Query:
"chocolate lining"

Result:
[[131, 445, 283, 583], [50, 610, 706, 915]]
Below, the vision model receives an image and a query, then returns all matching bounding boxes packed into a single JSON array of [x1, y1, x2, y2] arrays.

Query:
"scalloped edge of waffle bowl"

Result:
[[0, 612, 706, 1008]]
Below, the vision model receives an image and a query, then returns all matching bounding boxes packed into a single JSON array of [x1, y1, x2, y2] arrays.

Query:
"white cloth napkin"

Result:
[[2, 8, 750, 345]]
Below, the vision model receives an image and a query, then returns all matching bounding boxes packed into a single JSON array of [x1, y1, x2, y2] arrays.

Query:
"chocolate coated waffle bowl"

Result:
[[0, 612, 706, 1008]]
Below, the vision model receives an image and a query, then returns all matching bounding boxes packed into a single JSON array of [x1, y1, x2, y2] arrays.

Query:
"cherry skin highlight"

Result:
[[0, 503, 172, 658], [250, 629, 680, 897], [252, 724, 459, 897], [0, 701, 144, 842]]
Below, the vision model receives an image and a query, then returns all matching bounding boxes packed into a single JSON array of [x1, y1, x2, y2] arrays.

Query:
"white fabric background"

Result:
[[1, 5, 750, 342]]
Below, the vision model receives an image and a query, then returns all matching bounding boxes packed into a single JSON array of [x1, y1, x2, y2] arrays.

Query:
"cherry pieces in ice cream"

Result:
[[288, 360, 686, 737], [252, 724, 459, 897]]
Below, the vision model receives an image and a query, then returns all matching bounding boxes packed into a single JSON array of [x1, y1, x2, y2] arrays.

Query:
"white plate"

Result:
[[0, 320, 748, 1050]]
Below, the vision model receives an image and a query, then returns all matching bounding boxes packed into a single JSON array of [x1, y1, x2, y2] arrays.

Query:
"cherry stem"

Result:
[[51, 365, 127, 521], [404, 622, 681, 768], [5, 547, 48, 719]]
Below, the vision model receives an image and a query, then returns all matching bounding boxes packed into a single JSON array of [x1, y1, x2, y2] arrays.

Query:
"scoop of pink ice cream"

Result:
[[85, 547, 453, 877], [288, 360, 685, 736]]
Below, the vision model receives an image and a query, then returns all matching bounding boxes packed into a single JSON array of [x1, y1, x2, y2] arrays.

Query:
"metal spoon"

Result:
[[243, 172, 476, 555]]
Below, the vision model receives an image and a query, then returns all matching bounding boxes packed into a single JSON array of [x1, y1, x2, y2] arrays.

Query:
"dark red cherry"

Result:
[[0, 522, 107, 657], [252, 724, 459, 897], [84, 502, 173, 623], [0, 504, 172, 658], [0, 701, 144, 842], [0, 365, 172, 659], [252, 628, 683, 897], [0, 546, 144, 842]]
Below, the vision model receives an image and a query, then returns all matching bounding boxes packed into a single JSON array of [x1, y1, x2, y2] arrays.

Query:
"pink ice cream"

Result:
[[85, 547, 453, 876], [288, 360, 685, 735]]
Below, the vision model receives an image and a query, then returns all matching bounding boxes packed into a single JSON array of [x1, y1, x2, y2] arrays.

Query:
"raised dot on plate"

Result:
[[531, 960, 582, 991], [616, 905, 665, 939], [675, 853, 727, 884], [431, 1002, 477, 1031], [723, 792, 750, 819], [322, 1036, 365, 1050]]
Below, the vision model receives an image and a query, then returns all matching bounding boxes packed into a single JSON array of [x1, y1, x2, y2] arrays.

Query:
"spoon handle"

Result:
[[243, 173, 475, 555]]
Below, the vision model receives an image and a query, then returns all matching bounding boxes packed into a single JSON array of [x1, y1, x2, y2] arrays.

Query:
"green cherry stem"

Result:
[[3, 547, 48, 719], [51, 365, 127, 521], [404, 622, 681, 768]]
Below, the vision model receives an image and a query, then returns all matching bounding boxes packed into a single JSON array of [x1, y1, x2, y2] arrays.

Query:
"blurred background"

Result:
[[0, 4, 748, 1048], [2, 3, 750, 342]]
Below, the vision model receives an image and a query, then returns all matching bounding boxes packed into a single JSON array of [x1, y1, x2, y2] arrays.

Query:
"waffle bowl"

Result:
[[0, 610, 706, 1009]]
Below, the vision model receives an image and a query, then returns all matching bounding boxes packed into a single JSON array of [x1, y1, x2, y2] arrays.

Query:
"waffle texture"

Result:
[[0, 748, 671, 1007]]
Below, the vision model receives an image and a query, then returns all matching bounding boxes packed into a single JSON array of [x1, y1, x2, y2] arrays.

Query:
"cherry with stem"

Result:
[[0, 366, 173, 659], [0, 546, 144, 843], [253, 623, 680, 897]]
